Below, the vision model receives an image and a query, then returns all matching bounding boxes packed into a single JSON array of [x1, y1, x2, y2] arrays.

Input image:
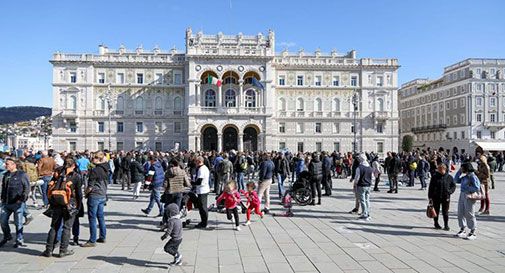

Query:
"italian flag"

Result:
[[207, 75, 222, 87]]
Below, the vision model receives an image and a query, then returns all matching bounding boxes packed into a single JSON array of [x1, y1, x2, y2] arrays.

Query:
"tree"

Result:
[[402, 135, 414, 153]]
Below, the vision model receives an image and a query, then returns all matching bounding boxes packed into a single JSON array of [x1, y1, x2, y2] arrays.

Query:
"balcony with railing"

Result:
[[61, 109, 77, 117], [484, 121, 505, 128], [93, 110, 105, 116], [411, 124, 447, 134], [373, 111, 389, 120]]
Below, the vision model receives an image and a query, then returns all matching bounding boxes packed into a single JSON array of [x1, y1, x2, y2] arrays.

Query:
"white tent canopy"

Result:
[[472, 141, 505, 151]]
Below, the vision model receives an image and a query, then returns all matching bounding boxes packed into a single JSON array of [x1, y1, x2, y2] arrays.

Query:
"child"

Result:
[[216, 181, 241, 231], [160, 203, 183, 266], [240, 182, 263, 225]]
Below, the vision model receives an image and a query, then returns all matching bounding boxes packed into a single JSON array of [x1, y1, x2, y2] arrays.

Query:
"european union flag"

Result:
[[251, 78, 264, 90]]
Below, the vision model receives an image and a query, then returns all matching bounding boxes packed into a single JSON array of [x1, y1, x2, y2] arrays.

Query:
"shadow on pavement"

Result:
[[88, 255, 168, 269]]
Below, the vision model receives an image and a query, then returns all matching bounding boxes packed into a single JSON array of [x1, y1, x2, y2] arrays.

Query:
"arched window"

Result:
[[315, 98, 322, 112], [223, 76, 237, 84], [97, 96, 106, 110], [135, 96, 144, 114], [204, 89, 216, 107], [68, 95, 77, 110], [224, 89, 236, 107], [154, 96, 163, 115], [174, 96, 182, 111], [245, 89, 256, 108], [332, 98, 341, 112], [278, 98, 286, 111], [296, 98, 304, 112], [116, 96, 124, 113], [377, 98, 385, 111]]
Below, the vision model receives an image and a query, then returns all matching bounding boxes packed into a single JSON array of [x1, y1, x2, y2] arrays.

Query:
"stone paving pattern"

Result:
[[1, 173, 505, 273]]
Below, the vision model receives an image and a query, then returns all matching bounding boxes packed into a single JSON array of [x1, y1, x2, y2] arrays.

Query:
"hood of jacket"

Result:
[[166, 203, 180, 218]]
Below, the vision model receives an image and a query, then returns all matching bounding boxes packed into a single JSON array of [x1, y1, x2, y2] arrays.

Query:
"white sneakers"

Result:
[[234, 226, 241, 231], [455, 229, 477, 240], [465, 233, 477, 240], [243, 221, 251, 226], [455, 230, 466, 238]]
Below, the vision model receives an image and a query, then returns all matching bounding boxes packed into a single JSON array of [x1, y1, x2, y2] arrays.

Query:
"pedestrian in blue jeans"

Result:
[[274, 153, 291, 199], [82, 152, 109, 247], [40, 176, 52, 206], [141, 157, 165, 217]]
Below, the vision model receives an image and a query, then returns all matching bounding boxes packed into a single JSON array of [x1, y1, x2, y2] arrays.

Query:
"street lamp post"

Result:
[[352, 89, 359, 154], [104, 85, 113, 152]]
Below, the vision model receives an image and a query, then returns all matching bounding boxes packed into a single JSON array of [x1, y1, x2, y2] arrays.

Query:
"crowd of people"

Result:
[[0, 146, 500, 265]]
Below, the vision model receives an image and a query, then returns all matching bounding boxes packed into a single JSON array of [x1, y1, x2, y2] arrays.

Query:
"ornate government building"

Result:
[[51, 28, 399, 154]]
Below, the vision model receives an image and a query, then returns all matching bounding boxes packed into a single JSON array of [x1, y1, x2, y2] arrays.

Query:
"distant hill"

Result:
[[0, 106, 52, 124]]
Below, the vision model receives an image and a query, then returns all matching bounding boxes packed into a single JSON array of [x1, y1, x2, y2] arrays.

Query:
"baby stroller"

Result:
[[284, 170, 313, 206]]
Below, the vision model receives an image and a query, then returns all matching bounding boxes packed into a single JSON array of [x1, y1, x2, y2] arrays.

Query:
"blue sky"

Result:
[[1, 0, 504, 107]]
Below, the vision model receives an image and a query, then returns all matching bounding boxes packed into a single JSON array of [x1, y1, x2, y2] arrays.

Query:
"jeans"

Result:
[[87, 196, 106, 243], [146, 187, 164, 215], [46, 206, 75, 252], [41, 176, 52, 206], [357, 186, 371, 218], [419, 175, 427, 189], [457, 192, 476, 230], [1, 202, 25, 243], [277, 174, 286, 198], [236, 172, 245, 191]]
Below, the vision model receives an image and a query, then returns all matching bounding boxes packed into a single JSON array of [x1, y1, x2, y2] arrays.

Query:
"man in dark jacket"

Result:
[[322, 152, 333, 196], [113, 152, 123, 185], [121, 153, 132, 191], [387, 153, 401, 193], [142, 156, 165, 217], [308, 153, 323, 205], [130, 157, 145, 199], [428, 163, 456, 230], [82, 152, 109, 247], [0, 158, 30, 248], [274, 153, 290, 199], [417, 155, 430, 190], [354, 154, 373, 220]]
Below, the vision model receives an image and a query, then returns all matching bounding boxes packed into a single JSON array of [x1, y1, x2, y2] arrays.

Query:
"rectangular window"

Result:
[[476, 131, 482, 139], [136, 73, 144, 84], [377, 76, 384, 86], [453, 132, 458, 140], [461, 131, 465, 139], [350, 76, 358, 86], [69, 141, 77, 151], [70, 72, 77, 83], [297, 142, 304, 153], [490, 97, 497, 107], [97, 141, 104, 151], [377, 142, 384, 153], [351, 125, 355, 133], [296, 122, 304, 133], [491, 131, 495, 139], [136, 141, 143, 149], [97, 122, 104, 133], [174, 122, 181, 133], [315, 122, 322, 133], [333, 122, 340, 133], [332, 76, 340, 86], [156, 73, 163, 84], [333, 142, 340, 153], [174, 73, 182, 85], [136, 122, 143, 133], [116, 141, 124, 151], [117, 122, 124, 133], [279, 142, 286, 150], [297, 75, 304, 86], [476, 114, 482, 122], [491, 114, 496, 122], [69, 120, 77, 133], [316, 142, 322, 152], [377, 123, 383, 133], [278, 75, 285, 86], [155, 122, 162, 133], [315, 75, 322, 86], [155, 142, 162, 151], [116, 73, 125, 84], [98, 72, 105, 84], [279, 122, 286, 133]]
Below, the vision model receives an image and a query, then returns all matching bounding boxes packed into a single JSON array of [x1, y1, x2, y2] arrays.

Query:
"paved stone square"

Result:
[[1, 173, 504, 273]]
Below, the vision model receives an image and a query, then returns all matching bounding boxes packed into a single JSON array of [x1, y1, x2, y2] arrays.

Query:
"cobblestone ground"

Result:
[[1, 172, 504, 273]]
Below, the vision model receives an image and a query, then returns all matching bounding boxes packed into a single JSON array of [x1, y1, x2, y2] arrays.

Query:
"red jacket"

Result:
[[216, 190, 241, 209], [240, 190, 260, 207]]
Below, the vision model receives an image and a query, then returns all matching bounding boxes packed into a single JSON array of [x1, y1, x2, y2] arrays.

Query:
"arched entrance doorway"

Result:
[[202, 126, 218, 151], [223, 126, 238, 151], [243, 126, 258, 151]]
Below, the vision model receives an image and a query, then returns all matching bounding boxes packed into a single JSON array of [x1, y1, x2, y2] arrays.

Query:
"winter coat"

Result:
[[476, 162, 490, 185], [87, 162, 110, 198], [1, 170, 30, 204], [428, 172, 456, 201], [130, 159, 145, 183], [150, 161, 165, 188], [163, 203, 182, 241], [165, 166, 190, 194], [308, 157, 323, 180]]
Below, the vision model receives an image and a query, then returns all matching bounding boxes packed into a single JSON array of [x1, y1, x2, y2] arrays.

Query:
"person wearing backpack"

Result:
[[41, 157, 82, 257], [81, 152, 109, 247]]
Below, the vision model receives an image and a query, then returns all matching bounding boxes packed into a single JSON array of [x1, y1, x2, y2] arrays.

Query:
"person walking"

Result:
[[130, 156, 145, 200], [454, 163, 480, 240], [354, 154, 373, 220], [308, 153, 323, 205], [417, 155, 430, 190], [141, 156, 165, 217], [191, 156, 211, 229], [387, 152, 401, 193], [428, 163, 456, 230], [371, 156, 382, 192], [163, 159, 190, 211], [257, 153, 274, 214], [41, 158, 82, 257], [0, 158, 30, 248], [487, 155, 497, 189], [82, 152, 109, 247]]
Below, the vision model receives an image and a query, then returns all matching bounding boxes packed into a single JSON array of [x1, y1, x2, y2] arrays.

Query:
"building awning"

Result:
[[472, 141, 505, 151]]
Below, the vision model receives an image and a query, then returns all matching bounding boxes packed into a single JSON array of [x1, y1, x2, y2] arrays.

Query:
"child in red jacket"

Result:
[[240, 182, 263, 226], [215, 181, 241, 231]]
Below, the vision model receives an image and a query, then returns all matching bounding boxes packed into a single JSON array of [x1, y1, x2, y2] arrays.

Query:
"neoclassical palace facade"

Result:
[[51, 29, 399, 154]]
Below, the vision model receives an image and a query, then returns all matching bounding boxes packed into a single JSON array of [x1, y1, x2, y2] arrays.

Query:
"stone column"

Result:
[[217, 85, 222, 108], [238, 80, 244, 109], [196, 84, 201, 106], [238, 133, 244, 152], [217, 133, 223, 152], [195, 135, 200, 151]]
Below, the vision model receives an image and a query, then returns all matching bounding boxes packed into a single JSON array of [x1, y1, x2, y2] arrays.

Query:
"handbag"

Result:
[[426, 201, 437, 218], [466, 184, 486, 200]]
